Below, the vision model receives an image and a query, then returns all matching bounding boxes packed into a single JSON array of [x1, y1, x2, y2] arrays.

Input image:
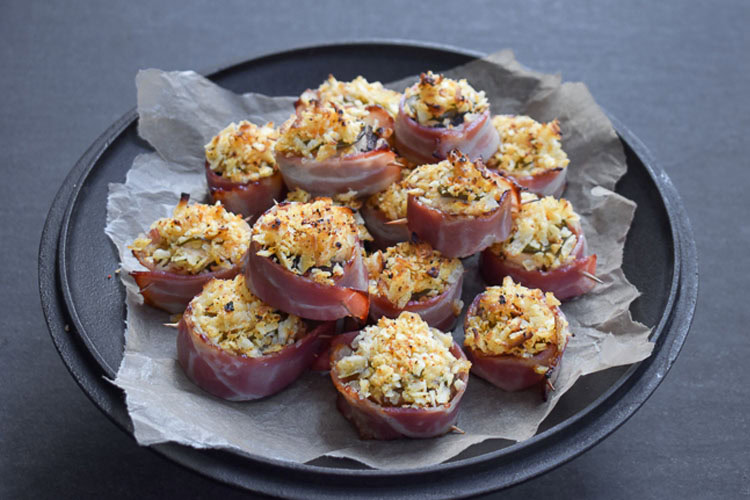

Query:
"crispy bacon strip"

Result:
[[177, 312, 335, 401], [330, 332, 470, 440]]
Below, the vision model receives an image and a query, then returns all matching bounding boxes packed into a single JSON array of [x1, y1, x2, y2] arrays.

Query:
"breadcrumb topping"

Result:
[[403, 71, 488, 128], [404, 150, 513, 216], [204, 121, 278, 183], [286, 188, 372, 242], [464, 277, 569, 359], [130, 196, 250, 274], [252, 199, 360, 285], [189, 275, 306, 357], [335, 312, 471, 408], [487, 115, 569, 175], [276, 103, 375, 161], [489, 193, 580, 271], [365, 177, 408, 220], [365, 242, 463, 309], [298, 75, 401, 118]]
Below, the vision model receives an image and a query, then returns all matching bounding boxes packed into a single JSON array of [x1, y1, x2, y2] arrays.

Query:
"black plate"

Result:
[[39, 41, 698, 499]]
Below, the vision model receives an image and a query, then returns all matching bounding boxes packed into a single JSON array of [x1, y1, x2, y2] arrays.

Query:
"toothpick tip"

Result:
[[385, 218, 408, 226], [581, 271, 604, 284]]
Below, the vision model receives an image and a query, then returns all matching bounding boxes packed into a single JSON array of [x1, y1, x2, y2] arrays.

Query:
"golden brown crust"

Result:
[[204, 121, 278, 184], [188, 275, 306, 357], [251, 199, 360, 285], [486, 115, 569, 175], [334, 312, 471, 407], [403, 72, 488, 127], [129, 197, 250, 275], [365, 242, 463, 309], [464, 277, 569, 358], [403, 150, 513, 216], [488, 192, 581, 271]]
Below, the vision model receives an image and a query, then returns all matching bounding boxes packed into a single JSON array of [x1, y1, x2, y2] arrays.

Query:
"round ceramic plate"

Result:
[[39, 41, 697, 499]]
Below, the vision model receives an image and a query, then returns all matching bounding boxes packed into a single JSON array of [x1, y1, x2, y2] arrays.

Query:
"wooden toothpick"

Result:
[[385, 218, 408, 225], [581, 271, 604, 284]]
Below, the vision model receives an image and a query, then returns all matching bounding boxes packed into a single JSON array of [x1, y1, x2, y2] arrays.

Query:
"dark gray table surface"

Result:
[[2, 1, 748, 498]]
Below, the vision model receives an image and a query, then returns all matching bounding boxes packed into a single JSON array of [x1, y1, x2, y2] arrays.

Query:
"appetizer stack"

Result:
[[128, 72, 597, 440]]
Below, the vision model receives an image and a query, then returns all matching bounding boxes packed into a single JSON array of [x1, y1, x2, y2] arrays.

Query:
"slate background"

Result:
[[2, 1, 748, 498]]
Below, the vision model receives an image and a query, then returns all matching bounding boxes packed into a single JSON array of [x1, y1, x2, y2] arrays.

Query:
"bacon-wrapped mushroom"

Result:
[[331, 312, 471, 440], [275, 102, 401, 198], [463, 278, 570, 396], [177, 275, 335, 401], [245, 198, 369, 321], [204, 121, 285, 221], [394, 72, 499, 164], [480, 193, 597, 300], [129, 194, 250, 313], [403, 149, 518, 258], [486, 115, 569, 198], [365, 242, 464, 330]]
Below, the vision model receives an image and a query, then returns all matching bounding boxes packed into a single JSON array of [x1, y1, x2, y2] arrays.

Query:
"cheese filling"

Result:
[[487, 115, 569, 175], [489, 193, 580, 271], [335, 312, 471, 408], [403, 71, 488, 128], [130, 197, 250, 275], [464, 277, 569, 359], [404, 149, 513, 216], [365, 242, 463, 309], [252, 199, 360, 285], [189, 275, 306, 357], [297, 75, 401, 118], [204, 121, 278, 184]]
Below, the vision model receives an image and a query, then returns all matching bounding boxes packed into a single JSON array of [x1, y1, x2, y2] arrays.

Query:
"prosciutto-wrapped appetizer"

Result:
[[204, 121, 285, 221], [463, 277, 570, 395], [275, 103, 401, 197], [394, 71, 499, 164], [245, 198, 369, 321], [480, 193, 597, 300], [129, 194, 250, 313], [177, 275, 335, 401], [486, 115, 570, 198], [361, 177, 411, 249], [365, 242, 464, 330], [330, 312, 471, 440], [403, 149, 518, 258], [296, 74, 401, 119]]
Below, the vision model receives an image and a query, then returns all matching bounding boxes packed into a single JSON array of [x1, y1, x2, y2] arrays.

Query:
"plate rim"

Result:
[[40, 39, 698, 497]]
